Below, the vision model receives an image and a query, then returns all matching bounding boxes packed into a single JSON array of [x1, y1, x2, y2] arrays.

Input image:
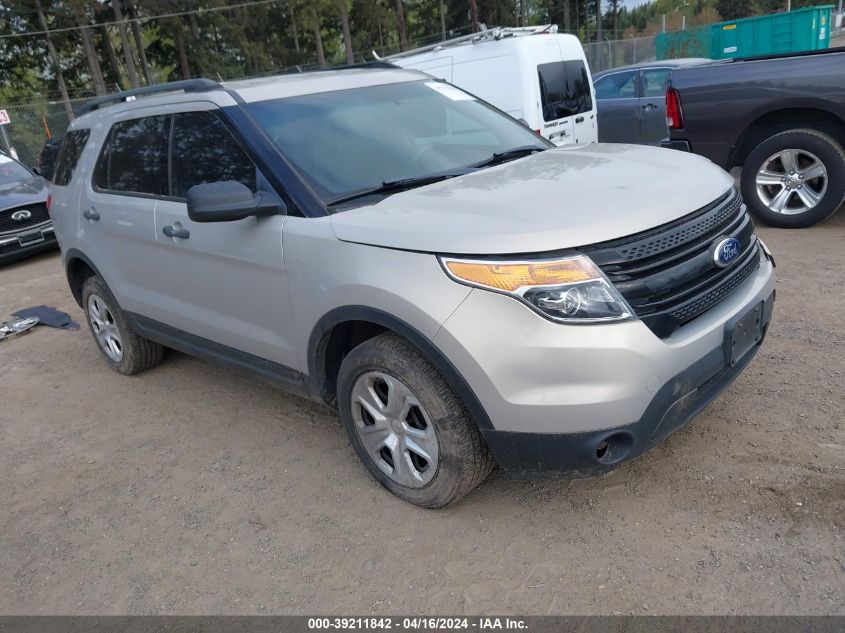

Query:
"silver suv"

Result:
[[49, 68, 775, 507]]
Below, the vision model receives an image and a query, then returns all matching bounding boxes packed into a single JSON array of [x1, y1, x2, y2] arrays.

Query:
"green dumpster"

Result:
[[656, 5, 834, 60]]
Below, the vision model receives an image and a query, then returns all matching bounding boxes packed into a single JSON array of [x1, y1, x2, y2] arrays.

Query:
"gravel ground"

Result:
[[0, 215, 843, 615]]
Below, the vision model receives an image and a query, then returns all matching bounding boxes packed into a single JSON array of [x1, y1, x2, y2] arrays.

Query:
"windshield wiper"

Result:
[[327, 173, 462, 207], [470, 145, 546, 169]]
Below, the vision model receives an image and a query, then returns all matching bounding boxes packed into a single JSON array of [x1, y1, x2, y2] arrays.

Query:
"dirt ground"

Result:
[[0, 215, 843, 616]]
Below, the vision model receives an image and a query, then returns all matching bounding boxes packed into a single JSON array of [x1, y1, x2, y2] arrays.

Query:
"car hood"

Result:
[[330, 144, 734, 255], [0, 176, 48, 209]]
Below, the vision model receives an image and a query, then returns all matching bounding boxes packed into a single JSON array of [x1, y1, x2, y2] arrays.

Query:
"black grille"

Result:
[[584, 189, 761, 338], [0, 203, 50, 235]]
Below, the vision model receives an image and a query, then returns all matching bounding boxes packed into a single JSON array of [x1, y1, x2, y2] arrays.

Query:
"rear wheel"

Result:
[[337, 333, 493, 508], [741, 129, 845, 228], [82, 276, 164, 375]]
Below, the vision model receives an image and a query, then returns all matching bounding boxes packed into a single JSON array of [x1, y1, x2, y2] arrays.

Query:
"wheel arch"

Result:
[[306, 305, 494, 430], [730, 106, 845, 168], [64, 248, 104, 308]]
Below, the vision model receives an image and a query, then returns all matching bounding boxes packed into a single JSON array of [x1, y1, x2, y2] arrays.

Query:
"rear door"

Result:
[[638, 67, 672, 144], [537, 60, 595, 146], [593, 69, 640, 143], [85, 114, 168, 315], [150, 107, 296, 368]]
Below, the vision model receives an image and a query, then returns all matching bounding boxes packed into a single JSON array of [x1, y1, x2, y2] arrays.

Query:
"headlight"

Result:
[[440, 255, 634, 324]]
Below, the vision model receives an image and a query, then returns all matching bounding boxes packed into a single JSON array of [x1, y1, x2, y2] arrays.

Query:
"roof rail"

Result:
[[374, 24, 558, 61], [76, 78, 222, 116]]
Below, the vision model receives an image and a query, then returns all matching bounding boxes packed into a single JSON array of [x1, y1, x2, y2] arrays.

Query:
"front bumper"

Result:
[[483, 292, 773, 476], [433, 254, 775, 475], [0, 224, 58, 264]]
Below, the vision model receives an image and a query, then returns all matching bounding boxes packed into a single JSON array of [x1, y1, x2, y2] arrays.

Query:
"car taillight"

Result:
[[666, 88, 683, 129], [46, 194, 52, 210]]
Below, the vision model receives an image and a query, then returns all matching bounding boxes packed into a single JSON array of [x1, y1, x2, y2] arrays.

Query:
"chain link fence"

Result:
[[0, 32, 660, 169], [582, 34, 658, 74], [0, 98, 92, 169]]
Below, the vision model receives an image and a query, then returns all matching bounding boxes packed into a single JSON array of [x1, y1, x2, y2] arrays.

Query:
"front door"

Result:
[[593, 69, 640, 143], [150, 108, 296, 369], [638, 67, 672, 145]]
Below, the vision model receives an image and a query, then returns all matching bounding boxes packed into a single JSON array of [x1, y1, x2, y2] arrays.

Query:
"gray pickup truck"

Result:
[[663, 47, 845, 228]]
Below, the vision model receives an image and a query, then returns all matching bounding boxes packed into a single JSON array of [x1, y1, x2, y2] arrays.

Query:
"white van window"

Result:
[[537, 60, 593, 122]]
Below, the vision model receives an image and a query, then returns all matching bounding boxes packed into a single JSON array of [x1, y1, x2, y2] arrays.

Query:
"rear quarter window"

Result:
[[52, 130, 90, 186], [537, 60, 593, 122]]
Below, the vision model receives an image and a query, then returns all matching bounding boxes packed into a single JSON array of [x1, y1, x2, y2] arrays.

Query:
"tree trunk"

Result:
[[174, 23, 191, 79], [563, 0, 571, 32], [469, 0, 480, 32], [34, 0, 74, 119], [395, 0, 408, 51], [80, 25, 107, 95], [111, 0, 140, 87], [340, 4, 354, 65], [312, 19, 326, 67], [596, 0, 603, 41], [595, 0, 603, 68], [291, 4, 301, 54], [100, 25, 124, 90], [439, 0, 446, 40], [188, 12, 200, 38], [128, 5, 152, 84]]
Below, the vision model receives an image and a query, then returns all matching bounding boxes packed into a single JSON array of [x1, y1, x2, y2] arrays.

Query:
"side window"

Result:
[[52, 130, 90, 186], [537, 60, 593, 122], [642, 69, 671, 98], [170, 111, 257, 199], [594, 71, 638, 100], [94, 116, 168, 195]]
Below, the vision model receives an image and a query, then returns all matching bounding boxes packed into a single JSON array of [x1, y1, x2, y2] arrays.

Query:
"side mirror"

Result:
[[186, 180, 286, 223]]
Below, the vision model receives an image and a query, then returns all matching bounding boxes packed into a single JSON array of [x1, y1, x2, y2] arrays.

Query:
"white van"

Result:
[[379, 25, 598, 146]]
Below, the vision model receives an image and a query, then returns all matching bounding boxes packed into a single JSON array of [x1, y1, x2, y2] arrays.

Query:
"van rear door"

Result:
[[537, 60, 595, 146]]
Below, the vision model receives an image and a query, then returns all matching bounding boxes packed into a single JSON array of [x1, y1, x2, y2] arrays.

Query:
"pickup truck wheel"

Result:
[[82, 276, 164, 376], [741, 129, 845, 228], [337, 333, 493, 508]]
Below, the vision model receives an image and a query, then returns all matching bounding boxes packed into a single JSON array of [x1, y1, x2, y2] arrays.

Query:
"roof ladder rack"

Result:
[[76, 78, 223, 116], [374, 24, 558, 61]]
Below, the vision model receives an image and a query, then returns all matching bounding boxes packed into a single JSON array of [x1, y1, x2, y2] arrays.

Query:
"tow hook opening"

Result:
[[595, 432, 634, 464]]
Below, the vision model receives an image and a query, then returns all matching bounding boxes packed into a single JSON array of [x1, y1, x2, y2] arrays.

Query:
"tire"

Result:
[[81, 276, 164, 376], [337, 333, 494, 508], [740, 128, 845, 228]]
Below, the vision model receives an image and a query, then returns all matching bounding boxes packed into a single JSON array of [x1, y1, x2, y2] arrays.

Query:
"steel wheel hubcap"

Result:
[[350, 371, 439, 488], [755, 148, 827, 216], [87, 293, 123, 362]]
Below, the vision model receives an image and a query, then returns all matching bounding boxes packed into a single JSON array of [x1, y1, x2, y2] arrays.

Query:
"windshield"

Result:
[[0, 155, 33, 185], [246, 80, 549, 204]]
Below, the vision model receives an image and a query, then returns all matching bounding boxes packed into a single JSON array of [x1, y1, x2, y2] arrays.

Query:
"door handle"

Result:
[[575, 116, 585, 123], [82, 209, 100, 221], [642, 103, 657, 112], [162, 225, 190, 239]]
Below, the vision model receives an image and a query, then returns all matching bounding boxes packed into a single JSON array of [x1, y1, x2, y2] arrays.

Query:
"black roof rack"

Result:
[[76, 78, 222, 116]]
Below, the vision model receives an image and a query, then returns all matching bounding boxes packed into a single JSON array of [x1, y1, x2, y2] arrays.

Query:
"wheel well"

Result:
[[66, 257, 97, 307], [316, 320, 388, 407], [731, 108, 845, 168]]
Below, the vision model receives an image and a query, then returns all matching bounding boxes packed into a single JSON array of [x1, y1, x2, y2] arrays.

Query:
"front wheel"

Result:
[[337, 333, 493, 508], [741, 129, 845, 228]]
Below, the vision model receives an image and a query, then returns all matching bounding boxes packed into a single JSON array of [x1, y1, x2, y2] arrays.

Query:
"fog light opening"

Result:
[[595, 432, 634, 465], [596, 441, 609, 460]]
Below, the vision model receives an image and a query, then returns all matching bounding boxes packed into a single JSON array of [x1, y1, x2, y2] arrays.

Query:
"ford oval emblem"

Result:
[[712, 237, 741, 268], [11, 209, 32, 221]]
